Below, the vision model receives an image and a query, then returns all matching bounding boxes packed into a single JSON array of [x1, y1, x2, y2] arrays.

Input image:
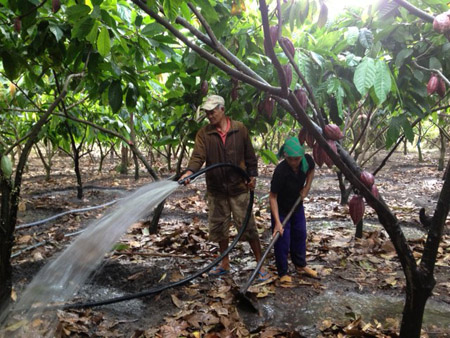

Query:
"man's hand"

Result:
[[179, 170, 194, 185], [246, 176, 256, 190]]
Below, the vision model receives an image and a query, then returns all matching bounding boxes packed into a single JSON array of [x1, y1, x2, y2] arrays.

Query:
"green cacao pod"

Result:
[[1, 155, 12, 178]]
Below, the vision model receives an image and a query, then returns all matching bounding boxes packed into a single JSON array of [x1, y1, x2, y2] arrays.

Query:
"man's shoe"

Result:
[[297, 266, 318, 279]]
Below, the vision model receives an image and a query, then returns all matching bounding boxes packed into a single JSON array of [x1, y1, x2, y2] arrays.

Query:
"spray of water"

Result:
[[0, 180, 180, 331]]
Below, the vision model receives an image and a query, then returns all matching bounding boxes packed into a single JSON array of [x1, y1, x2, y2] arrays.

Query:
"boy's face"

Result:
[[285, 156, 302, 171]]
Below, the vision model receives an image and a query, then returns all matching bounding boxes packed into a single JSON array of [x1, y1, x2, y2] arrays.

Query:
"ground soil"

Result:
[[3, 148, 450, 337]]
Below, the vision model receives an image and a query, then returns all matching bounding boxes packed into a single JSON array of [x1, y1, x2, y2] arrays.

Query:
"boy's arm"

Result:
[[301, 168, 315, 200]]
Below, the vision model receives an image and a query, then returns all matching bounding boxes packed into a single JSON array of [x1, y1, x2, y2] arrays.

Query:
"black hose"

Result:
[[55, 163, 253, 310]]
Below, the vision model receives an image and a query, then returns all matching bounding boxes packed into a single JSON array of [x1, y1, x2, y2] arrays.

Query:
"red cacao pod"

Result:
[[305, 131, 315, 148], [294, 88, 308, 110], [263, 96, 274, 118], [231, 87, 238, 101], [282, 64, 293, 88], [298, 127, 308, 145], [360, 171, 375, 188], [313, 143, 325, 167], [269, 25, 278, 48], [323, 140, 337, 168], [324, 124, 343, 141], [427, 75, 438, 95], [433, 11, 450, 34], [280, 37, 295, 57], [437, 78, 446, 98], [349, 195, 365, 225], [200, 80, 208, 96], [370, 184, 379, 199], [52, 0, 61, 13], [14, 17, 21, 33]]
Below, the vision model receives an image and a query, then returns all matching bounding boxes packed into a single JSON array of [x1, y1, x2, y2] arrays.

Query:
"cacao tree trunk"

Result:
[[120, 145, 128, 174], [74, 150, 83, 199], [355, 219, 363, 239], [438, 130, 445, 171], [417, 123, 423, 163], [0, 175, 13, 309]]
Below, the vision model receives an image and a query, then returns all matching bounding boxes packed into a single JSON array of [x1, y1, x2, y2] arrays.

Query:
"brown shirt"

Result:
[[187, 119, 258, 196]]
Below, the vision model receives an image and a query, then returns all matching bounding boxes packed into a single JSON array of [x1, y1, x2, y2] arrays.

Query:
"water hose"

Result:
[[50, 163, 253, 310]]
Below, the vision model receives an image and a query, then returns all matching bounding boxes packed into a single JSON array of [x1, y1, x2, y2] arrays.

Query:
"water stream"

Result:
[[0, 180, 180, 332]]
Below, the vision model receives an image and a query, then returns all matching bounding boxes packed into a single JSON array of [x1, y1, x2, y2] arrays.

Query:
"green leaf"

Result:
[[402, 119, 414, 143], [112, 243, 129, 251], [429, 57, 442, 71], [374, 60, 392, 104], [66, 5, 91, 22], [346, 27, 359, 46], [97, 26, 111, 57], [260, 149, 279, 165], [163, 0, 182, 21], [108, 80, 123, 114], [395, 48, 413, 68], [72, 17, 95, 40], [358, 28, 373, 50], [0, 51, 21, 80], [354, 58, 376, 96], [49, 23, 64, 42]]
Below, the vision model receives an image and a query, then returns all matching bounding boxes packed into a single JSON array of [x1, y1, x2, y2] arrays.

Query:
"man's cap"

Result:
[[199, 95, 225, 111]]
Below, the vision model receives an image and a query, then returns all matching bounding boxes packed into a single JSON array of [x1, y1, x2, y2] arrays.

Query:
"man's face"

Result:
[[205, 105, 225, 126]]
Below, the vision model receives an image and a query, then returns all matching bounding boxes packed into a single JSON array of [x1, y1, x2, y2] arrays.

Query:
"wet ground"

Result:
[[4, 150, 450, 337]]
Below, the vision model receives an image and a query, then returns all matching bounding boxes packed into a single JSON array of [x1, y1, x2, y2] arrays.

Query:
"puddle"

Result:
[[308, 219, 427, 241], [242, 291, 450, 335]]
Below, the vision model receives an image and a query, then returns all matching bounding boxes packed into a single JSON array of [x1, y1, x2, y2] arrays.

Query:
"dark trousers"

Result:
[[271, 206, 306, 277]]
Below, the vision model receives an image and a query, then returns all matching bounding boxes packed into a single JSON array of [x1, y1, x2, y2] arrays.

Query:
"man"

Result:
[[179, 95, 267, 279]]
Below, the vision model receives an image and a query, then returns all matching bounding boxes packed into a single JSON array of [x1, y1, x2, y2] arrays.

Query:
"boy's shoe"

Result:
[[297, 266, 318, 279], [279, 275, 292, 283]]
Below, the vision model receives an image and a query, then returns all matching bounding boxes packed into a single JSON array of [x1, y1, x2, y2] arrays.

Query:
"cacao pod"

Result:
[[52, 0, 61, 13], [1, 155, 12, 178], [437, 78, 446, 98], [298, 127, 308, 145], [14, 17, 21, 33], [313, 143, 325, 167], [269, 26, 278, 48], [280, 37, 295, 57], [231, 87, 238, 101], [239, 0, 246, 11], [305, 131, 315, 148], [323, 140, 337, 168], [200, 80, 208, 97], [324, 124, 343, 141], [349, 195, 365, 225], [263, 96, 274, 118], [282, 64, 293, 88], [231, 0, 242, 16], [294, 88, 308, 110], [370, 184, 379, 199], [433, 11, 450, 34], [427, 74, 438, 95], [360, 171, 375, 188]]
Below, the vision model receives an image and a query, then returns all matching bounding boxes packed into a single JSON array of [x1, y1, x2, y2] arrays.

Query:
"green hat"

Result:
[[279, 136, 309, 173], [283, 136, 305, 157]]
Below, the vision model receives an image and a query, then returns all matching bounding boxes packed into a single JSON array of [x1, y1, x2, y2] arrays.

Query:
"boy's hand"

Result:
[[273, 221, 283, 237]]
